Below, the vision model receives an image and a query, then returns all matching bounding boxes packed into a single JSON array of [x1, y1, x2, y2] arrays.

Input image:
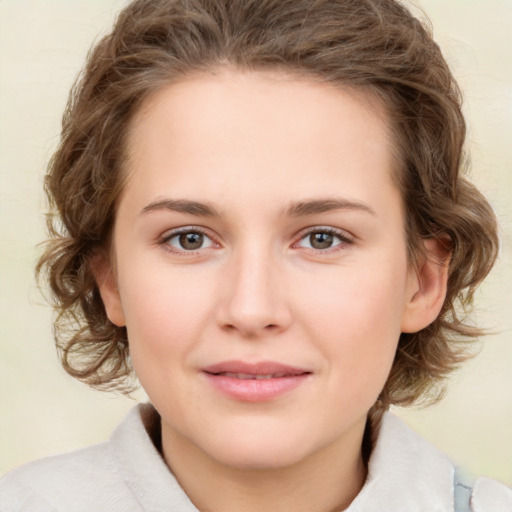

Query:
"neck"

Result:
[[161, 421, 368, 512]]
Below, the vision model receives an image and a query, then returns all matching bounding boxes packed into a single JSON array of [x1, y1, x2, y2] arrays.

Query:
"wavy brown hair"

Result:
[[38, 0, 498, 423]]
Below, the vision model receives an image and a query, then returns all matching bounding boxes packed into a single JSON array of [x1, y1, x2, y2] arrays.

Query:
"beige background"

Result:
[[1, 0, 511, 484]]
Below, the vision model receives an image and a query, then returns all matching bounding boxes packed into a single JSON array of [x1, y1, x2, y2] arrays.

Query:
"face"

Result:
[[99, 69, 441, 471]]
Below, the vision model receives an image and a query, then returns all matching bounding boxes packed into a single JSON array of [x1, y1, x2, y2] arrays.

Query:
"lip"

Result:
[[201, 360, 312, 402]]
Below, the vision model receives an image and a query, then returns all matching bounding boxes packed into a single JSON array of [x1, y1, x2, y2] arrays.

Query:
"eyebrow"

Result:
[[285, 198, 376, 217], [141, 197, 376, 218], [141, 199, 222, 217]]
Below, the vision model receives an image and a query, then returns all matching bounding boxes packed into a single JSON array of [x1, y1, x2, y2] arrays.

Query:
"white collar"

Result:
[[346, 411, 455, 512], [113, 405, 456, 511]]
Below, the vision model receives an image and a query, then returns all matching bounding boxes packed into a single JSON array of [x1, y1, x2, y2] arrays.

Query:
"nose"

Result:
[[216, 243, 292, 338]]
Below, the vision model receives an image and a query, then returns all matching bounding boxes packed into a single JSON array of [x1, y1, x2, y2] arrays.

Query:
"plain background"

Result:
[[1, 0, 511, 484]]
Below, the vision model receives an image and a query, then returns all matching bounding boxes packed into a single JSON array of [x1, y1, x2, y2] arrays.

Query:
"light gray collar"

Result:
[[110, 403, 200, 511], [112, 405, 455, 512], [347, 411, 455, 511]]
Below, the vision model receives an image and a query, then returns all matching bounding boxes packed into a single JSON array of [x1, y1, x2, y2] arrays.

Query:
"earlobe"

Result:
[[401, 237, 451, 333], [90, 252, 126, 327]]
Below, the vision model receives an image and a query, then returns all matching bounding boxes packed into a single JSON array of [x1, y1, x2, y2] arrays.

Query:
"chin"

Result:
[[212, 440, 309, 470], [198, 420, 323, 470]]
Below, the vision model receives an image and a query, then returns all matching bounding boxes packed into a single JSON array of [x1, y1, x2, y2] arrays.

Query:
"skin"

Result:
[[97, 69, 448, 512]]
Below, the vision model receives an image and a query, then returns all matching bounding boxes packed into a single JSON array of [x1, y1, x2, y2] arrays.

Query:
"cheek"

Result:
[[117, 265, 216, 370], [299, 255, 408, 335], [297, 257, 407, 391]]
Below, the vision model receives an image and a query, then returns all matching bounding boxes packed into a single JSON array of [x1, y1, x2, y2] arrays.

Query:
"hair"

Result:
[[38, 0, 499, 427]]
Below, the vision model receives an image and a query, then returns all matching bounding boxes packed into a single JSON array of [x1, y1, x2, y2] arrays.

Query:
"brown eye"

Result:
[[309, 232, 334, 249], [296, 228, 350, 252], [164, 229, 215, 252], [179, 232, 204, 250]]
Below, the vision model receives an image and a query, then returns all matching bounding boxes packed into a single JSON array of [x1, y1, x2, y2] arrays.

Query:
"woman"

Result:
[[1, 0, 510, 510]]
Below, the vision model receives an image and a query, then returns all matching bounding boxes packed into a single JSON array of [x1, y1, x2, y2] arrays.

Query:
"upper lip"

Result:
[[202, 360, 311, 377]]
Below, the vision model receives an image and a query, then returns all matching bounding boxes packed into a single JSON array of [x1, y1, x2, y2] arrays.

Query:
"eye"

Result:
[[295, 228, 351, 251], [162, 229, 216, 252]]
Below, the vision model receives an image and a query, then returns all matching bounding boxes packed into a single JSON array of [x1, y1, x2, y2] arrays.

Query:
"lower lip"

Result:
[[203, 373, 310, 402]]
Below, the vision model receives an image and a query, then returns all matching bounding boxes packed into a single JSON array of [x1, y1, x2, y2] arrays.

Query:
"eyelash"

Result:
[[293, 227, 354, 253], [159, 227, 216, 255], [158, 226, 354, 255]]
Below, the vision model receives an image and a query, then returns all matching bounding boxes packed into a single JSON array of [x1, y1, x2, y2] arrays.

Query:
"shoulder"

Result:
[[0, 404, 195, 512], [469, 476, 512, 512], [0, 404, 160, 512], [352, 412, 512, 512], [0, 442, 135, 512]]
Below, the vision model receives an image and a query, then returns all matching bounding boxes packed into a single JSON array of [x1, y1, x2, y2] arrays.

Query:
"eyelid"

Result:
[[158, 225, 220, 254], [293, 226, 355, 251], [156, 224, 354, 255]]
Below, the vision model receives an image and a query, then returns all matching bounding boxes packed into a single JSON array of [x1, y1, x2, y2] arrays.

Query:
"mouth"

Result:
[[210, 371, 299, 380], [201, 361, 312, 402]]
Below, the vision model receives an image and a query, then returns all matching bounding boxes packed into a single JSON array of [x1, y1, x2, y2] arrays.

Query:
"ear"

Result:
[[90, 251, 126, 327], [401, 237, 450, 333]]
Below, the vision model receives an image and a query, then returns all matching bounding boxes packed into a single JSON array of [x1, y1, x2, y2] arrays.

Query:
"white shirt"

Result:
[[1, 403, 510, 511]]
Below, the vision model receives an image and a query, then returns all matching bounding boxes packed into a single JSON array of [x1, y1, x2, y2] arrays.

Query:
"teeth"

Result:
[[219, 372, 284, 380], [237, 373, 257, 380]]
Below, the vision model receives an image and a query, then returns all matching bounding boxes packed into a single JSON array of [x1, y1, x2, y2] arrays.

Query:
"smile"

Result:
[[201, 361, 312, 402], [214, 372, 292, 380]]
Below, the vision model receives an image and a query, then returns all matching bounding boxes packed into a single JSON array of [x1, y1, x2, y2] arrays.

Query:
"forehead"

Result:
[[128, 69, 391, 151], [121, 69, 400, 218]]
